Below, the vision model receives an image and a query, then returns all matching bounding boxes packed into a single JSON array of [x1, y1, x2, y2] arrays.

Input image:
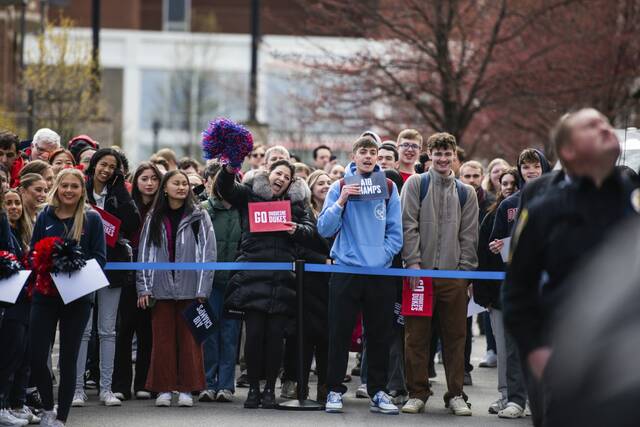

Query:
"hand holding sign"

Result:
[[283, 221, 297, 235], [248, 201, 292, 233], [337, 184, 360, 207]]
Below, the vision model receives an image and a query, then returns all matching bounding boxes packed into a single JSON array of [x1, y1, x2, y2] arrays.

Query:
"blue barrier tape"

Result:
[[105, 262, 293, 271], [105, 261, 505, 281], [304, 264, 504, 280]]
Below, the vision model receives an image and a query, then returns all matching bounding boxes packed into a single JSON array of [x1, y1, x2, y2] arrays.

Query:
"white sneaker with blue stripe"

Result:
[[325, 391, 343, 413], [370, 391, 399, 415]]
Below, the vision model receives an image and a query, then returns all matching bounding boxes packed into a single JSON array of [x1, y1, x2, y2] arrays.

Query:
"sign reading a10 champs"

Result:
[[344, 171, 389, 201]]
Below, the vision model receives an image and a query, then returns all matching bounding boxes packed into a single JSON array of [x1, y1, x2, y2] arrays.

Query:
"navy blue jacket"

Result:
[[31, 206, 107, 268]]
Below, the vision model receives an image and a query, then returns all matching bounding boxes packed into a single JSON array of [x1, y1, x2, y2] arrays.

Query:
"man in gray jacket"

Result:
[[400, 132, 478, 416]]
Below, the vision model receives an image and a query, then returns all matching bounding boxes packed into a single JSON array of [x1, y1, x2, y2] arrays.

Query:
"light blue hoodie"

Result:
[[317, 162, 403, 268]]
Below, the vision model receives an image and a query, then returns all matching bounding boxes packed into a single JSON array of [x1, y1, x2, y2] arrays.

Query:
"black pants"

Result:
[[29, 294, 92, 423], [301, 324, 328, 396], [0, 318, 28, 409], [465, 316, 474, 373], [112, 285, 152, 397], [326, 273, 395, 397], [281, 335, 297, 382], [244, 310, 287, 390]]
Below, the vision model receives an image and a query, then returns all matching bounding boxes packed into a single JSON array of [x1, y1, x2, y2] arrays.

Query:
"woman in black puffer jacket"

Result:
[[216, 159, 314, 409]]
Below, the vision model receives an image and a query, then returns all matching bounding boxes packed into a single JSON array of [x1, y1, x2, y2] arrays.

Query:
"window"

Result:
[[140, 69, 249, 131], [163, 0, 191, 32]]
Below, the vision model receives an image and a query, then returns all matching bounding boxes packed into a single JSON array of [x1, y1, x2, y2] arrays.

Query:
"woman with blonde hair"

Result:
[[483, 158, 510, 195], [17, 173, 48, 238], [307, 170, 332, 217], [29, 168, 106, 427]]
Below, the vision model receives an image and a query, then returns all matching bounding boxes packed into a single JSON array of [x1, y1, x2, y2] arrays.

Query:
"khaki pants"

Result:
[[146, 300, 205, 392], [405, 279, 468, 403]]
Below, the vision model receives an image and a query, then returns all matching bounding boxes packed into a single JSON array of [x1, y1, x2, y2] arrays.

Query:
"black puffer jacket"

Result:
[[87, 171, 140, 286], [216, 169, 315, 316], [473, 210, 503, 309]]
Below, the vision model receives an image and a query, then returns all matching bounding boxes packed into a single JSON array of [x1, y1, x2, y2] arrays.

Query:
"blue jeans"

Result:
[[203, 286, 241, 392]]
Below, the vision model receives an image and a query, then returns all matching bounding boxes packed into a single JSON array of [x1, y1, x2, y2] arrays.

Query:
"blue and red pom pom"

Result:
[[201, 118, 254, 173]]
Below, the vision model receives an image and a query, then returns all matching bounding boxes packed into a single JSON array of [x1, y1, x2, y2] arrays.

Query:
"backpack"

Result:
[[419, 173, 468, 208]]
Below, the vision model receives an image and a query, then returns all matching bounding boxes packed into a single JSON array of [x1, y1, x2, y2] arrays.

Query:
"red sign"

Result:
[[248, 201, 292, 233], [401, 277, 434, 317], [92, 205, 121, 248]]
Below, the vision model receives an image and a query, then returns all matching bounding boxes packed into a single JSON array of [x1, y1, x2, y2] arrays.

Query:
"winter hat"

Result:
[[360, 130, 382, 147], [68, 134, 100, 163]]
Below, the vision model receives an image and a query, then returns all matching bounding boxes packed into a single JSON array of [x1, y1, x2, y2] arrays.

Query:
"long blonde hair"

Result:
[[306, 169, 331, 217], [47, 168, 88, 242], [18, 172, 46, 238], [482, 158, 510, 194]]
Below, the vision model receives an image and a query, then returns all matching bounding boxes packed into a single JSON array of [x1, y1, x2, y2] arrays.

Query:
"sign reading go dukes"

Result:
[[248, 200, 292, 233]]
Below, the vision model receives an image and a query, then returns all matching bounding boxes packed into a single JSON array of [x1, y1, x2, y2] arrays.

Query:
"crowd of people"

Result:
[[0, 106, 637, 427]]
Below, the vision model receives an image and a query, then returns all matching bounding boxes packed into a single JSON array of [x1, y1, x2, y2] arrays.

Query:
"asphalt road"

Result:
[[58, 323, 531, 427]]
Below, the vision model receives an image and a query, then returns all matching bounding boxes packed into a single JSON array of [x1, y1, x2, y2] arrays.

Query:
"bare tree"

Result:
[[285, 0, 640, 158]]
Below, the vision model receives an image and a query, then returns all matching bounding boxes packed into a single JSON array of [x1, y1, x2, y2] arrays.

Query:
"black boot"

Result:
[[244, 387, 261, 409], [261, 388, 276, 409]]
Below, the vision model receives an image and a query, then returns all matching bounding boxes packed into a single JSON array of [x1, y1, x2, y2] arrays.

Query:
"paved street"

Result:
[[56, 322, 530, 427]]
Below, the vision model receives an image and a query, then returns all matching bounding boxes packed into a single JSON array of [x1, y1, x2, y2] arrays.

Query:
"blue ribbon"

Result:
[[105, 262, 293, 271], [104, 261, 505, 281], [304, 264, 504, 280]]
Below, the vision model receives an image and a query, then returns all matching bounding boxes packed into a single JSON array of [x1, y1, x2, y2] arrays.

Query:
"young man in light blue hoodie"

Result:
[[318, 136, 403, 414]]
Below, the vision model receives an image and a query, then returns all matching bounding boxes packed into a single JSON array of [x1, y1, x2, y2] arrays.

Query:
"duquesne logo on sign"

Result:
[[344, 171, 389, 201], [248, 200, 292, 233], [401, 277, 434, 317], [92, 205, 121, 248]]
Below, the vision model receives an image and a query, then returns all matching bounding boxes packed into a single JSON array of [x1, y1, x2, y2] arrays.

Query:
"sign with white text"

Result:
[[401, 277, 433, 317], [344, 171, 389, 201], [92, 205, 121, 248], [248, 201, 292, 233]]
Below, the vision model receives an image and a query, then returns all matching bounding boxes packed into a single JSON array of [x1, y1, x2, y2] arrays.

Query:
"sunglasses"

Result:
[[251, 153, 265, 159]]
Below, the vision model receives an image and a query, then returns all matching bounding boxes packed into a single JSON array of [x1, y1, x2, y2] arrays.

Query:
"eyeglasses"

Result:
[[398, 143, 420, 151], [251, 153, 265, 159]]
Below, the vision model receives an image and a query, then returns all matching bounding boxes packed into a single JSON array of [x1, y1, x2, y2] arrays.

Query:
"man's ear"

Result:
[[559, 144, 575, 164]]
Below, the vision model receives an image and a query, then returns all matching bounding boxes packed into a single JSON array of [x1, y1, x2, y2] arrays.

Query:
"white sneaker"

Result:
[[479, 349, 498, 368], [488, 397, 508, 414], [498, 402, 525, 419], [198, 390, 215, 402], [401, 398, 425, 414], [9, 406, 40, 424], [369, 391, 399, 415], [112, 392, 125, 401], [355, 384, 369, 399], [216, 389, 234, 403], [325, 391, 343, 413], [448, 395, 472, 416], [99, 391, 122, 407], [0, 409, 28, 426], [525, 401, 532, 416], [71, 390, 88, 407], [178, 392, 193, 407], [135, 390, 151, 400], [39, 411, 56, 426], [155, 392, 172, 407]]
